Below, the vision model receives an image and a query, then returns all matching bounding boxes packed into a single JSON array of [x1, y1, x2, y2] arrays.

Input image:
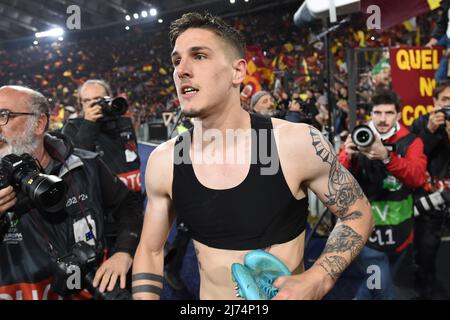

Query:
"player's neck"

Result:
[[193, 102, 250, 134]]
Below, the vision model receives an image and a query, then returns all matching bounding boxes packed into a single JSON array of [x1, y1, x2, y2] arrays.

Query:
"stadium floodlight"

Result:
[[133, 13, 139, 19], [230, 0, 236, 4], [150, 8, 157, 16], [244, 0, 249, 2], [35, 27, 64, 38], [58, 37, 63, 41], [125, 15, 131, 21], [141, 10, 148, 18], [125, 26, 130, 30], [158, 18, 163, 23], [33, 40, 38, 45]]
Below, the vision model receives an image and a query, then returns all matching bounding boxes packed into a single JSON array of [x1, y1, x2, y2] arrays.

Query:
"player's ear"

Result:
[[232, 58, 247, 86]]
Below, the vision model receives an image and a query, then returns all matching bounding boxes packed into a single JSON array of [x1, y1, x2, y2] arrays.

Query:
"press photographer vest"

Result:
[[0, 147, 106, 300], [355, 133, 416, 253]]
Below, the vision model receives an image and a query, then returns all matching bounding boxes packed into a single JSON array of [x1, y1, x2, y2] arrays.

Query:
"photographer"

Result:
[[62, 80, 141, 192], [338, 89, 427, 299], [62, 80, 143, 254], [410, 81, 450, 299], [0, 86, 143, 299]]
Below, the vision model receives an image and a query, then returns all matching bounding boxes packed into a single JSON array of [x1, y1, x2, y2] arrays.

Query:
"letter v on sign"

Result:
[[374, 204, 389, 222]]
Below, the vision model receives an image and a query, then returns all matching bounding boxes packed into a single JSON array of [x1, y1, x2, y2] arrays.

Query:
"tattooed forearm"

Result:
[[322, 224, 364, 260], [339, 210, 363, 222], [318, 255, 348, 281], [309, 126, 364, 216]]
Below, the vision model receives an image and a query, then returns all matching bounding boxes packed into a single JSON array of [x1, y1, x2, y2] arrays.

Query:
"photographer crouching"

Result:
[[0, 86, 142, 300], [410, 81, 450, 299], [338, 89, 427, 299]]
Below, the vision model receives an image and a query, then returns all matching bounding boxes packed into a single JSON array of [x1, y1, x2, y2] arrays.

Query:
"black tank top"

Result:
[[172, 113, 308, 250]]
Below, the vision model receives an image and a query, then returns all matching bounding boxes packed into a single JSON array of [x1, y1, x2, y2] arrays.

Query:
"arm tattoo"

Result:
[[318, 255, 348, 281], [309, 126, 364, 217], [132, 273, 164, 283], [339, 210, 363, 222], [132, 285, 162, 296], [322, 224, 364, 260]]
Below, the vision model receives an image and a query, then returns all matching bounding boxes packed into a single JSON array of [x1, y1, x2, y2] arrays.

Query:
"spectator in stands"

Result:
[[285, 93, 314, 124], [315, 95, 330, 130], [250, 90, 274, 115], [339, 89, 427, 299]]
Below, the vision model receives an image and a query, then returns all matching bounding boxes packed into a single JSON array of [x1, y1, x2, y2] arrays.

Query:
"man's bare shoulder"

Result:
[[145, 137, 177, 195], [146, 138, 177, 167], [271, 118, 317, 151], [271, 118, 332, 178]]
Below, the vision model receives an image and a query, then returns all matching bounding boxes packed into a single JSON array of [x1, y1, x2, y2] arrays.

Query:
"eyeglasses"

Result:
[[0, 110, 38, 126]]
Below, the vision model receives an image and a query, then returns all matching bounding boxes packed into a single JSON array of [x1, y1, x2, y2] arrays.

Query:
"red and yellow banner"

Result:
[[390, 47, 443, 126]]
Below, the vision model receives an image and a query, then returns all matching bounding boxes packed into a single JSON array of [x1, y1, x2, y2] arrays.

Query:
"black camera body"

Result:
[[51, 241, 131, 300], [96, 96, 128, 117], [0, 154, 67, 213], [438, 106, 450, 121], [351, 124, 375, 148]]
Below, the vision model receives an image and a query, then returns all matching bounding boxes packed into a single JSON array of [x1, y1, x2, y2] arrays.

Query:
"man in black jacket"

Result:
[[62, 80, 143, 254], [62, 80, 141, 193], [410, 81, 450, 299], [0, 85, 143, 299]]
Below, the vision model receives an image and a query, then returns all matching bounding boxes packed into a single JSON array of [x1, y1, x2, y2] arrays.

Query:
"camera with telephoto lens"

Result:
[[414, 189, 450, 216], [96, 96, 128, 117], [0, 153, 67, 213], [51, 241, 132, 300], [351, 124, 375, 148], [438, 106, 450, 121]]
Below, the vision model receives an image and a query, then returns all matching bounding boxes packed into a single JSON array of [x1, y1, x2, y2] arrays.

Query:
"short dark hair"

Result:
[[169, 12, 246, 59], [433, 80, 450, 99], [371, 89, 401, 112]]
